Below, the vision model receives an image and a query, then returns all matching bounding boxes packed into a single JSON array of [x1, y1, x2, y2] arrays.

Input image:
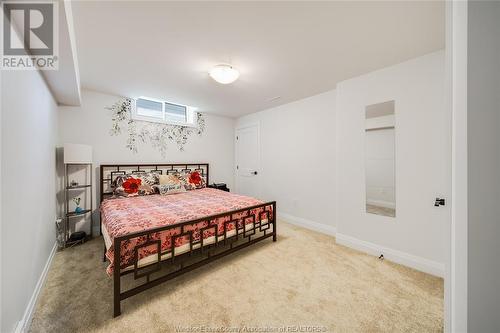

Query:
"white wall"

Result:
[[235, 90, 336, 234], [1, 70, 58, 332], [58, 89, 235, 232], [336, 51, 449, 276], [0, 57, 3, 332], [467, 2, 500, 331]]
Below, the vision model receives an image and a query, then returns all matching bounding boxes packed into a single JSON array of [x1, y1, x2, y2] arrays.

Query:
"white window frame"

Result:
[[131, 97, 197, 127]]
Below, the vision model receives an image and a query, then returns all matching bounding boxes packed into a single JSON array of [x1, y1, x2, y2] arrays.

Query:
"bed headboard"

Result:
[[99, 163, 209, 202]]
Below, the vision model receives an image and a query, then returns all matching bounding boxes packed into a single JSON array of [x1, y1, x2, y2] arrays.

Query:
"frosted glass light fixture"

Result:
[[209, 64, 240, 84]]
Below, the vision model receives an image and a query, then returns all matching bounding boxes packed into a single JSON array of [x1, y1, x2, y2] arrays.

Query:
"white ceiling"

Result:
[[43, 0, 81, 106], [71, 1, 444, 117], [9, 0, 81, 105]]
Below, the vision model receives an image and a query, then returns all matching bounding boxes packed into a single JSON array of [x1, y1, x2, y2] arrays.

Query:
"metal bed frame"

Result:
[[99, 163, 276, 317]]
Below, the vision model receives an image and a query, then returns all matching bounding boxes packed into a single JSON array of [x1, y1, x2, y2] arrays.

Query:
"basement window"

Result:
[[132, 97, 196, 126]]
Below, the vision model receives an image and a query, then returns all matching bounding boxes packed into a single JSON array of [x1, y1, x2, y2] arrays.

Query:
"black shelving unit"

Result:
[[63, 163, 93, 248]]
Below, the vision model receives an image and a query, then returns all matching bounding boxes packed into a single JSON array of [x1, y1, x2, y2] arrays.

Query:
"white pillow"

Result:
[[153, 183, 186, 195]]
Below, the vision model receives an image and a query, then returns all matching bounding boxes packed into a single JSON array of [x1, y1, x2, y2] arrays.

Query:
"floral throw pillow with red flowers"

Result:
[[113, 174, 156, 197], [182, 171, 206, 190]]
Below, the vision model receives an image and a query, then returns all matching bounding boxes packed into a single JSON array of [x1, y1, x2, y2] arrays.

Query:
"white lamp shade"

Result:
[[63, 143, 92, 164], [209, 64, 240, 84]]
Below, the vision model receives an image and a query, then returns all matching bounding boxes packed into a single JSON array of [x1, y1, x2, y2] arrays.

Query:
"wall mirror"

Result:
[[365, 100, 396, 217]]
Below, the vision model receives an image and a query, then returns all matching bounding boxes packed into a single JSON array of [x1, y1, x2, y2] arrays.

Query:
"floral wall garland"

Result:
[[106, 98, 206, 157]]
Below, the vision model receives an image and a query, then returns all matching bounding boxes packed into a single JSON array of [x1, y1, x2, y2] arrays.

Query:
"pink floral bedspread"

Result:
[[101, 188, 273, 275]]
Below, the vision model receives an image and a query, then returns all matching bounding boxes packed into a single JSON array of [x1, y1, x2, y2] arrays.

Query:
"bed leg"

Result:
[[113, 295, 121, 317], [272, 202, 277, 242], [113, 239, 121, 317], [103, 246, 106, 262]]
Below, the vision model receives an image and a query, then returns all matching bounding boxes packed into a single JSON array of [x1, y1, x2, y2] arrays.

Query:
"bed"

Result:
[[100, 163, 276, 317]]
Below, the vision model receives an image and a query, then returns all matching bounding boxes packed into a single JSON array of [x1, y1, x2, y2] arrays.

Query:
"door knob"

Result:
[[434, 198, 445, 207], [252, 171, 258, 175]]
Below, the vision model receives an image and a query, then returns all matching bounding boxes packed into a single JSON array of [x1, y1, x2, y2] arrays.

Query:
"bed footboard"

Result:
[[112, 201, 276, 317]]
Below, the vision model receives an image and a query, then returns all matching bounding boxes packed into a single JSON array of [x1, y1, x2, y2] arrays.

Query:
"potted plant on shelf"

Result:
[[72, 197, 83, 213]]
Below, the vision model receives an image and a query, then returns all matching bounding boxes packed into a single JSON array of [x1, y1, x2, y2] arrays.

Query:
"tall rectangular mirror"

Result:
[[365, 101, 395, 217]]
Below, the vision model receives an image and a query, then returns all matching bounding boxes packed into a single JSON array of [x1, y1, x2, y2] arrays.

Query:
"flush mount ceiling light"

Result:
[[209, 64, 240, 84]]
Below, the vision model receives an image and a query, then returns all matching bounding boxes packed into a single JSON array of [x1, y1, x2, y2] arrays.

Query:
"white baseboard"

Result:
[[278, 212, 336, 236], [14, 242, 57, 333], [336, 233, 445, 278]]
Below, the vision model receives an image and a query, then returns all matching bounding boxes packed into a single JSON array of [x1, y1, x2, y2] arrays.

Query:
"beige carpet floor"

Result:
[[30, 221, 443, 333]]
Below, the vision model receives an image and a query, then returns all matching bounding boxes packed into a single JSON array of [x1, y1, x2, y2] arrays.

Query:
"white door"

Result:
[[235, 124, 260, 198]]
